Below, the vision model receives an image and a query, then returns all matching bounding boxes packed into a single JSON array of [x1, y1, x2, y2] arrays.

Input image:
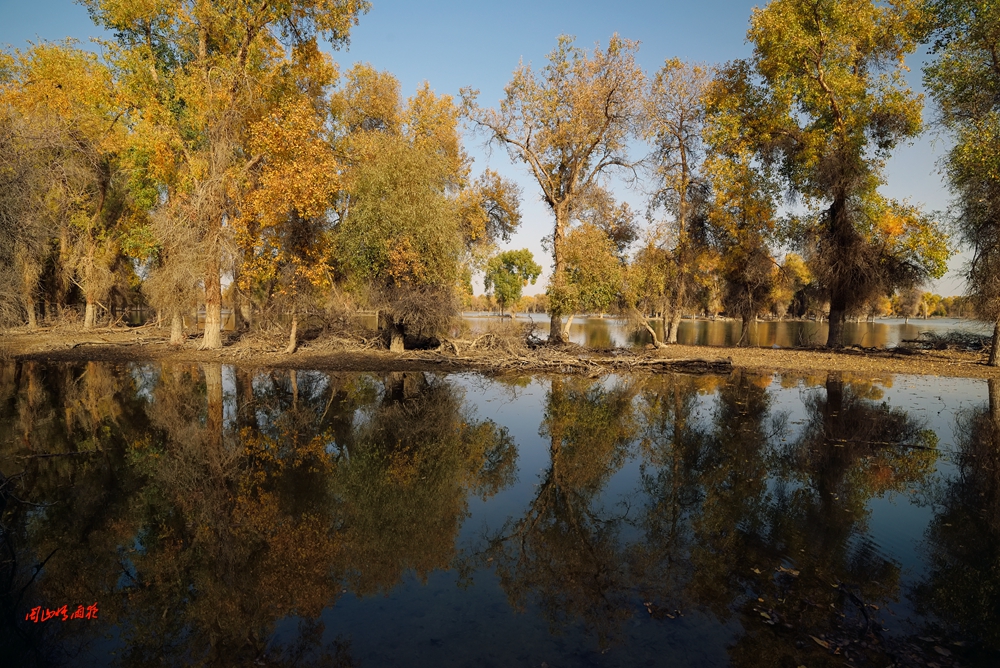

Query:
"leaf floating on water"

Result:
[[752, 568, 761, 574], [934, 646, 952, 656], [810, 635, 831, 650]]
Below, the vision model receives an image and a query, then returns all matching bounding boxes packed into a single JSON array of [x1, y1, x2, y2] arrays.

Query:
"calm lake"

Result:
[[1, 361, 998, 666], [464, 314, 991, 349]]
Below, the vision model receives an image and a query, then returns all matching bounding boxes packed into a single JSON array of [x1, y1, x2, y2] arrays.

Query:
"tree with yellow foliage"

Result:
[[644, 59, 715, 343], [336, 65, 521, 351], [463, 35, 645, 343], [0, 42, 140, 329], [83, 0, 370, 348], [740, 0, 949, 347], [237, 47, 341, 353], [925, 0, 1000, 364]]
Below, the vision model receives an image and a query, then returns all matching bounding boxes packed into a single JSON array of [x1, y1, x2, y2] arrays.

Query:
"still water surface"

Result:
[[1, 362, 998, 666], [464, 314, 990, 349]]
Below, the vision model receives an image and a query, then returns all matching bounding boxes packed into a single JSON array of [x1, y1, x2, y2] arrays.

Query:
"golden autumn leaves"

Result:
[[0, 0, 980, 355]]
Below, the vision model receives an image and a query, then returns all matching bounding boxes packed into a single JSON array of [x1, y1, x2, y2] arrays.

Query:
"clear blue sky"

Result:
[[0, 0, 963, 295]]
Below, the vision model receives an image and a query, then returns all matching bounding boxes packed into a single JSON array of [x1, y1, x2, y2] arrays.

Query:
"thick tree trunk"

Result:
[[232, 294, 245, 332], [665, 309, 682, 344], [84, 300, 96, 329], [737, 315, 750, 347], [388, 321, 405, 353], [549, 313, 563, 343], [285, 312, 298, 354], [170, 311, 184, 345], [25, 298, 36, 329], [826, 290, 847, 348], [825, 191, 849, 348], [989, 320, 1000, 367], [202, 256, 223, 349]]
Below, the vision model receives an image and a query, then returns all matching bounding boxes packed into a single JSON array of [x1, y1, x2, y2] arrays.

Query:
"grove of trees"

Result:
[[1, 0, 995, 358]]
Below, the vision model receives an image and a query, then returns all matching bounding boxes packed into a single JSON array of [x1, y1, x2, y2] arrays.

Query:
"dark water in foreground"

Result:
[[1, 362, 998, 667]]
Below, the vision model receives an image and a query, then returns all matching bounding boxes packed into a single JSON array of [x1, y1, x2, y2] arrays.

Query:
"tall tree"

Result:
[[644, 59, 714, 343], [462, 35, 644, 343], [83, 0, 370, 348], [925, 0, 1000, 364], [553, 222, 624, 337], [743, 0, 946, 347], [237, 46, 341, 353], [0, 42, 138, 329], [483, 249, 542, 317], [336, 66, 521, 351], [701, 83, 783, 345]]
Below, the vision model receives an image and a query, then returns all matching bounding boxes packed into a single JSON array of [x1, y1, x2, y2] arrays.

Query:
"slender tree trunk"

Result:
[[230, 269, 245, 331], [561, 314, 574, 342], [642, 319, 665, 348], [202, 254, 223, 349], [57, 225, 70, 307], [285, 311, 298, 354], [25, 297, 36, 329], [84, 299, 96, 329], [170, 310, 184, 345], [548, 203, 569, 343], [737, 315, 750, 347], [989, 320, 1000, 367], [989, 377, 1000, 426]]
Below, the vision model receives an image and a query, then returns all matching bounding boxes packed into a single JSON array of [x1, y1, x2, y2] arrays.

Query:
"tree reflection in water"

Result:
[[915, 378, 1000, 663], [480, 376, 637, 648], [480, 371, 945, 665], [0, 363, 515, 667], [1, 362, 987, 666]]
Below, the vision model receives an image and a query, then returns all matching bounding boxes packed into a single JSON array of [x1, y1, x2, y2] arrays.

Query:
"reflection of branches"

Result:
[[482, 377, 637, 649], [913, 380, 1000, 654]]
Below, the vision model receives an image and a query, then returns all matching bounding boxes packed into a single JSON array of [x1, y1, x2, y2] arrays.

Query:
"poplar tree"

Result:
[[925, 0, 1000, 364], [744, 0, 948, 347], [483, 249, 542, 317], [83, 0, 369, 348], [336, 66, 521, 351], [462, 35, 644, 343]]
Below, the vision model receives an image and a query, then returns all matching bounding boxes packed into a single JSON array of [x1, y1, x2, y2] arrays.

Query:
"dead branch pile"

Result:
[[901, 330, 991, 352], [409, 330, 732, 376]]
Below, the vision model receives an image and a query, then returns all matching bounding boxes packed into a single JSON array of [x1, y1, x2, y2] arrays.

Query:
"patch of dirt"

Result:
[[1, 325, 997, 378]]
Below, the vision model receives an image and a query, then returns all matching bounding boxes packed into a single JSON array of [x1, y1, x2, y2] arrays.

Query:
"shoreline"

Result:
[[1, 326, 996, 379]]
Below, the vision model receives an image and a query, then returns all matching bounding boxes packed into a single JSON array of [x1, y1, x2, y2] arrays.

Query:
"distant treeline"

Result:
[[466, 288, 976, 321], [0, 1, 998, 360]]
